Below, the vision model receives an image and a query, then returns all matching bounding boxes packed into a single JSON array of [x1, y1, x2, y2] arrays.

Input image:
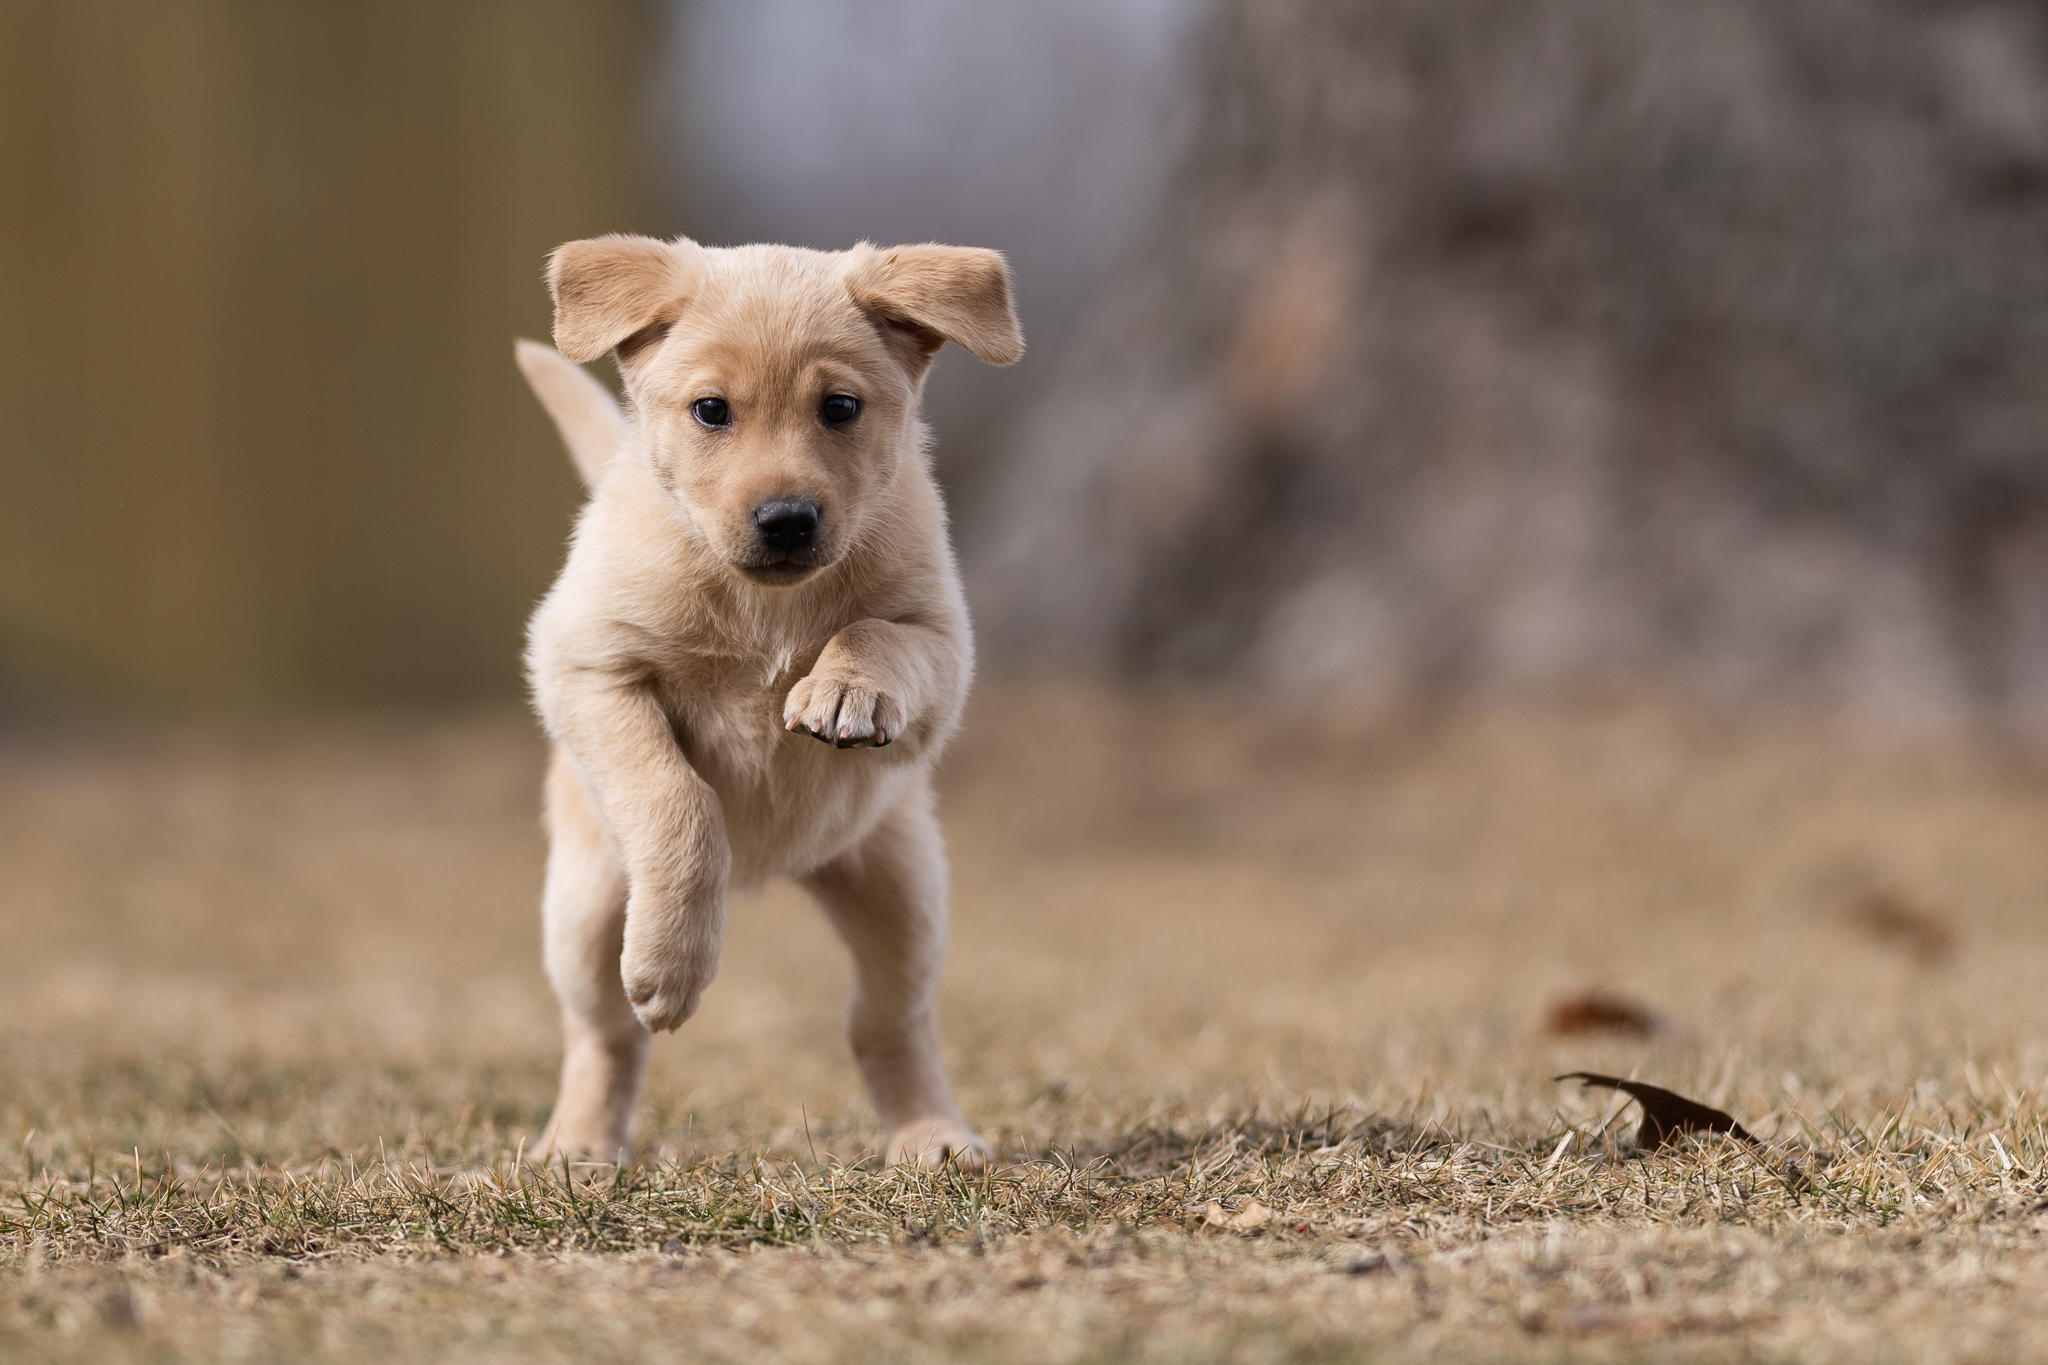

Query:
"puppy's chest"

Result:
[[645, 625, 816, 760], [654, 641, 806, 720], [636, 592, 881, 789]]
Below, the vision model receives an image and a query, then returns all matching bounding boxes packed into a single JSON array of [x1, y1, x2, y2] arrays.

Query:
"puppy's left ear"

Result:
[[846, 244, 1025, 367]]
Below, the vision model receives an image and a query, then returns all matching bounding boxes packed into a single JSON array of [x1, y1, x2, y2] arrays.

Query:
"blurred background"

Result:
[[7, 4, 2048, 1273], [9, 0, 2048, 726]]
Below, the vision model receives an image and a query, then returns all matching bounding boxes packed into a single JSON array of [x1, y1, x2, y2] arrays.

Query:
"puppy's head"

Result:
[[548, 236, 1023, 587]]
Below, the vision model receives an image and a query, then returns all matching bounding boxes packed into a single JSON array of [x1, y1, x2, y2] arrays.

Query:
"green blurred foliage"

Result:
[[0, 1, 653, 709]]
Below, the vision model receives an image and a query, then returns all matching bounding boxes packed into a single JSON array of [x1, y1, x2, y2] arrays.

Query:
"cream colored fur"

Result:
[[515, 236, 1021, 1168], [513, 338, 627, 487]]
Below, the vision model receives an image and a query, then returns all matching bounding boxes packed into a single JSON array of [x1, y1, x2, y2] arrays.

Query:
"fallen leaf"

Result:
[[1845, 889, 1955, 965], [1545, 990, 1662, 1037], [1556, 1072, 1757, 1149], [1201, 1198, 1274, 1231]]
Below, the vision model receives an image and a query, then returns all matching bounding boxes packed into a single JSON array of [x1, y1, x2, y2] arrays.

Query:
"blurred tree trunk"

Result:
[[971, 0, 2048, 725], [0, 1, 653, 710]]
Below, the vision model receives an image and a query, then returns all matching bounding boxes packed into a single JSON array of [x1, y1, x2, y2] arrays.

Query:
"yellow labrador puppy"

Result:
[[513, 236, 1021, 1167]]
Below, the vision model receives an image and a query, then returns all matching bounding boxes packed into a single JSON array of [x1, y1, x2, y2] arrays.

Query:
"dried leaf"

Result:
[[1230, 1198, 1274, 1229], [1556, 1072, 1756, 1149], [1545, 990, 1662, 1037], [1200, 1198, 1274, 1231], [1846, 889, 1955, 965]]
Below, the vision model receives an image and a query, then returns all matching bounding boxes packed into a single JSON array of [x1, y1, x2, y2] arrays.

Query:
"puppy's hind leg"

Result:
[[532, 746, 649, 1163], [801, 774, 987, 1169]]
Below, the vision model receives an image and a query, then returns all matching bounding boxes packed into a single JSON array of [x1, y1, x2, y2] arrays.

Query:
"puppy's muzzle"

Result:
[[737, 497, 830, 584], [753, 498, 820, 554]]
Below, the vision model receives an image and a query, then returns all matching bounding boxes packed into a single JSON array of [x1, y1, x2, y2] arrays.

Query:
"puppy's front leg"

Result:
[[783, 619, 962, 752], [800, 773, 985, 1168], [542, 670, 730, 1033]]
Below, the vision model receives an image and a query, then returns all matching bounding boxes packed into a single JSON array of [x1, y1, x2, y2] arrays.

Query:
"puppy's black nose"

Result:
[[753, 498, 820, 553]]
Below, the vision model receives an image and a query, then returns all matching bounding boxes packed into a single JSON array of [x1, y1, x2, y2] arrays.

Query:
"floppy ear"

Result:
[[547, 234, 701, 365], [845, 243, 1025, 367]]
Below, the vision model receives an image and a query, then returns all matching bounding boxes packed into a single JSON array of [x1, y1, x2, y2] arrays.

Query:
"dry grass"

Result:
[[4, 685, 2048, 1362]]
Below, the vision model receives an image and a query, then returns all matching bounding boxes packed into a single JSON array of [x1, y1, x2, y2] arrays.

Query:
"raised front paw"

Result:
[[619, 925, 717, 1034], [783, 670, 905, 749]]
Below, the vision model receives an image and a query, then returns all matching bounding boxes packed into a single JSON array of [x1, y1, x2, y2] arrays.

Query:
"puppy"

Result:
[[514, 236, 1021, 1167]]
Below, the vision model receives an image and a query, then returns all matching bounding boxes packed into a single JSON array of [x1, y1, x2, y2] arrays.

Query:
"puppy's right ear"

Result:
[[547, 235, 702, 365]]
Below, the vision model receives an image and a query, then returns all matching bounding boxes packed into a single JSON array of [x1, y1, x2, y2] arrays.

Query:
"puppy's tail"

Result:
[[514, 338, 627, 489]]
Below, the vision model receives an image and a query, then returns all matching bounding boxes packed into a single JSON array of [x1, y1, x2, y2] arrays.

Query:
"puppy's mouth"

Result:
[[732, 552, 832, 587]]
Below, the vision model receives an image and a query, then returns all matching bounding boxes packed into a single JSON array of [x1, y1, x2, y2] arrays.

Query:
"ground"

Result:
[[2, 685, 2046, 1363]]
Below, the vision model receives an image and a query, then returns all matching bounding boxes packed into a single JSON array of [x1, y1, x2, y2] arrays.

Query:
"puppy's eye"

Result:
[[691, 397, 731, 429], [819, 394, 861, 427]]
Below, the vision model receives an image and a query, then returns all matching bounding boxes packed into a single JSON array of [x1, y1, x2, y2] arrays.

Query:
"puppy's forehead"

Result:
[[674, 245, 879, 371]]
